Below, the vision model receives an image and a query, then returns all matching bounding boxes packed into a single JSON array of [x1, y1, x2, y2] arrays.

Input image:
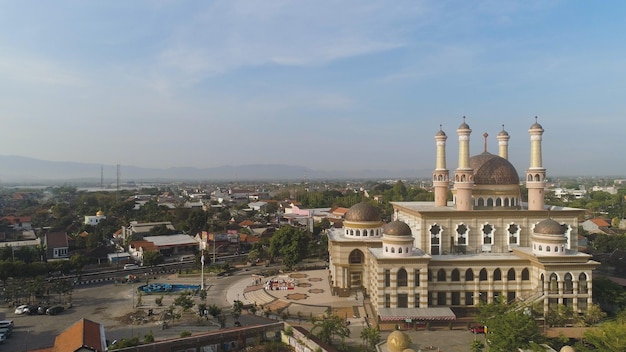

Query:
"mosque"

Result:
[[327, 118, 598, 325]]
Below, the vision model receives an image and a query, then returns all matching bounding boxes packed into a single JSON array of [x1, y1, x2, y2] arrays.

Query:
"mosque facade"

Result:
[[327, 118, 598, 324]]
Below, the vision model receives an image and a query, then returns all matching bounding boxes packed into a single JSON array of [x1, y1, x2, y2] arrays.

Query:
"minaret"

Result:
[[497, 125, 510, 159], [454, 117, 474, 211], [526, 117, 546, 210], [433, 126, 449, 207]]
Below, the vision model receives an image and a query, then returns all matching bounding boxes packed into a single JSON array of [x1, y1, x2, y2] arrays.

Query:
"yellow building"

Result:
[[327, 118, 598, 324]]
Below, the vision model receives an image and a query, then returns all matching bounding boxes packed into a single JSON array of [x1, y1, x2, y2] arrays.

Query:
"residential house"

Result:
[[44, 232, 70, 261]]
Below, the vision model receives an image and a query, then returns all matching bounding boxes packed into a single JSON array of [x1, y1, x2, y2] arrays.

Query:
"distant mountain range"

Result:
[[0, 155, 431, 183]]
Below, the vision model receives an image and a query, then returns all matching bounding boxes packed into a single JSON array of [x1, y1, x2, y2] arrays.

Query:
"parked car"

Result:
[[46, 305, 64, 315], [0, 332, 5, 344], [37, 306, 49, 315], [14, 305, 30, 315], [0, 328, 11, 337], [469, 325, 486, 334]]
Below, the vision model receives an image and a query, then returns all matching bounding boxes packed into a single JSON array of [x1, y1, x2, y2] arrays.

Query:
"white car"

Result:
[[123, 263, 139, 270], [14, 305, 30, 315], [0, 332, 6, 343]]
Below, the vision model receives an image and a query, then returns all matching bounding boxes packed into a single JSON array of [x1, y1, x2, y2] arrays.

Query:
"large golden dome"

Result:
[[384, 221, 412, 237], [469, 152, 519, 185], [345, 202, 381, 222], [387, 330, 410, 352]]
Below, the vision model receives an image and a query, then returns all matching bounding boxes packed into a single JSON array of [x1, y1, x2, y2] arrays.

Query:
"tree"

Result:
[[477, 298, 543, 352], [173, 292, 194, 312], [579, 312, 626, 352], [208, 304, 222, 318], [582, 303, 607, 326], [310, 314, 350, 344], [142, 251, 164, 266], [360, 326, 380, 351], [232, 300, 244, 322], [269, 226, 310, 270]]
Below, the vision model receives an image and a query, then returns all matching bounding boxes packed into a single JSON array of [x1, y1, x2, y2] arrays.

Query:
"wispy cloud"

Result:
[[153, 0, 428, 85]]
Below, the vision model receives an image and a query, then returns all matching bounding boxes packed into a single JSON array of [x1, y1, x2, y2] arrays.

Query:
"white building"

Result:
[[328, 118, 598, 325], [84, 210, 106, 226]]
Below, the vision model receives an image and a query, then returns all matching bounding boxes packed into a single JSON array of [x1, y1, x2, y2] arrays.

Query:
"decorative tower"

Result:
[[433, 126, 449, 207], [526, 117, 546, 210], [453, 117, 474, 211], [497, 125, 510, 160]]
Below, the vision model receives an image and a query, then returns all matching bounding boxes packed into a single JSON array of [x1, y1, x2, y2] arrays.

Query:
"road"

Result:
[[0, 268, 255, 351]]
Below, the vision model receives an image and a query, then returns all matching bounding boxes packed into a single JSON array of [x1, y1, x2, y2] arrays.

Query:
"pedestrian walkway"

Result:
[[228, 269, 361, 321]]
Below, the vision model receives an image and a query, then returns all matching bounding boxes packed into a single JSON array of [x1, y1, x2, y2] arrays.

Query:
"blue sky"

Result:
[[1, 1, 625, 176]]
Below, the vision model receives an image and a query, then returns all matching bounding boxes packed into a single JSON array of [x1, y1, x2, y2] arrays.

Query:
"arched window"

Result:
[[578, 273, 588, 294], [456, 224, 468, 245], [493, 268, 502, 281], [554, 246, 558, 252], [349, 250, 363, 264], [478, 198, 485, 207], [405, 247, 409, 253], [391, 247, 395, 253], [399, 247, 403, 254], [507, 268, 516, 281], [522, 268, 530, 281], [539, 245, 543, 251], [549, 273, 559, 294], [496, 198, 502, 207], [546, 246, 551, 252], [564, 273, 573, 294], [487, 198, 494, 207], [363, 230, 368, 237], [397, 269, 408, 287], [479, 269, 488, 281], [465, 269, 474, 281], [451, 269, 460, 281], [356, 230, 360, 236], [535, 174, 541, 181], [437, 269, 446, 282], [385, 246, 388, 252]]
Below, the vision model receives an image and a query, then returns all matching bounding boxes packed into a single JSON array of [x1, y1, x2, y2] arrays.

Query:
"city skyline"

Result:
[[1, 1, 625, 176]]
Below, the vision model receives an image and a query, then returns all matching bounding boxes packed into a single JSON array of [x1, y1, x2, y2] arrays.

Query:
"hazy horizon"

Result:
[[1, 1, 625, 176]]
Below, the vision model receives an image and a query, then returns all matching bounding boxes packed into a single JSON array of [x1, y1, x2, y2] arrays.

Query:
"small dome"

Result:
[[530, 117, 543, 130], [345, 202, 381, 222], [498, 129, 509, 137], [435, 129, 446, 137], [384, 221, 412, 237], [469, 152, 519, 185], [387, 330, 410, 352], [96, 210, 104, 216], [560, 346, 576, 352], [458, 118, 470, 130], [535, 219, 566, 235]]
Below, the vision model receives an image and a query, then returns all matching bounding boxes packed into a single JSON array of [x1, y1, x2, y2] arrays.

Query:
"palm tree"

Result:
[[310, 314, 350, 344]]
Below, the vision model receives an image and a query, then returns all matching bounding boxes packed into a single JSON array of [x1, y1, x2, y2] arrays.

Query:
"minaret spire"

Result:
[[497, 124, 510, 159], [433, 125, 449, 207], [453, 117, 474, 211], [526, 116, 546, 210], [483, 132, 488, 153]]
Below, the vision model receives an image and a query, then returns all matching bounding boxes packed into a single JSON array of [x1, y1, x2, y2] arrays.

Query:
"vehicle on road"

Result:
[[123, 263, 139, 270], [0, 328, 11, 337], [469, 325, 486, 334], [0, 332, 5, 343], [14, 305, 30, 315], [46, 305, 65, 315]]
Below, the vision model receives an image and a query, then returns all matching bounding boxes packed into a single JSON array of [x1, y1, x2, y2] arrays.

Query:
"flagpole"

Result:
[[201, 250, 205, 290]]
